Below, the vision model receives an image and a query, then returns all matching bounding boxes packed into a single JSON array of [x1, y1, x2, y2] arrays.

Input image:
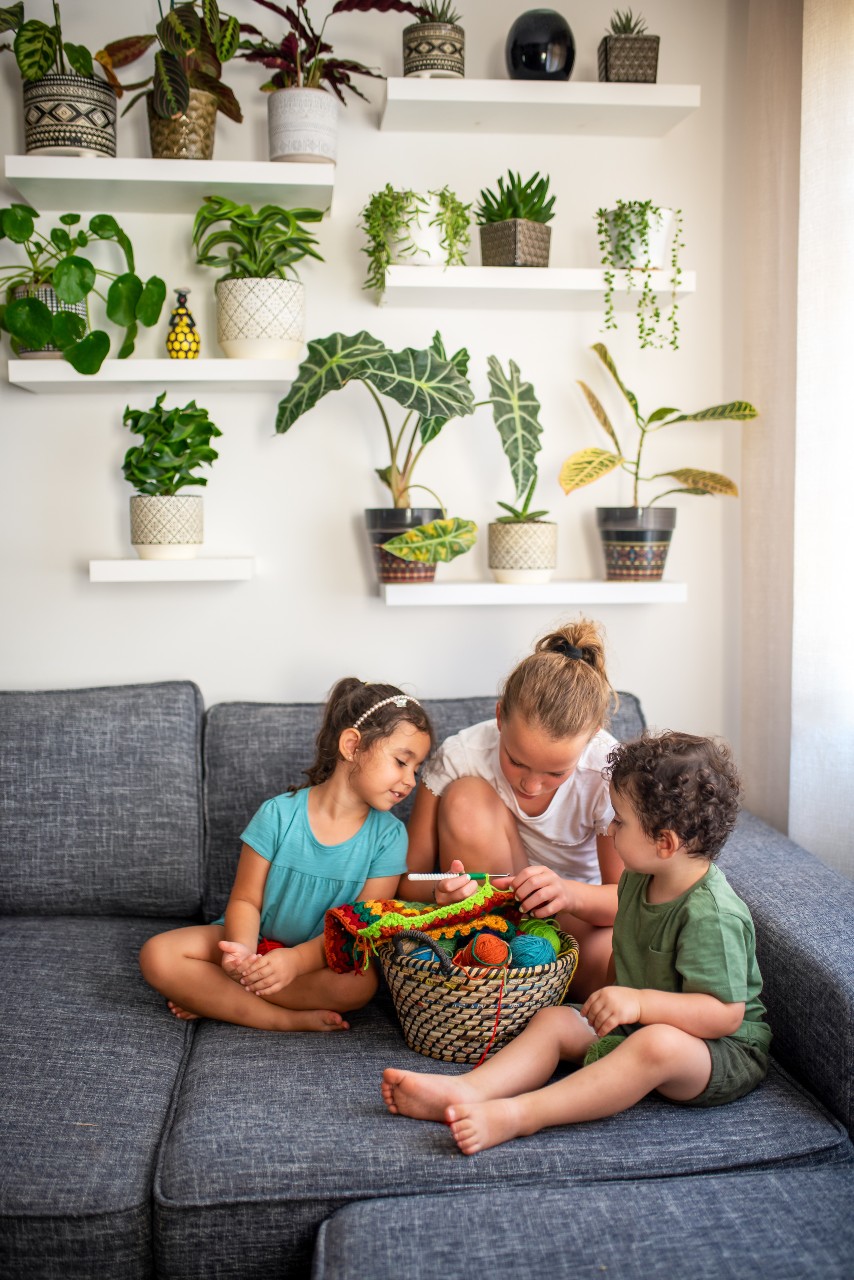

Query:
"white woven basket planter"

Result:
[[215, 278, 305, 360]]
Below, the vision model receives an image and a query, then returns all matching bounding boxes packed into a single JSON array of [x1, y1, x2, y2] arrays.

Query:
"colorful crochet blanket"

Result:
[[324, 879, 520, 973]]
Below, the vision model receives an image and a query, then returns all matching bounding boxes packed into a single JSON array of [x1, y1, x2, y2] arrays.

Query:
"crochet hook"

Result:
[[406, 872, 513, 881]]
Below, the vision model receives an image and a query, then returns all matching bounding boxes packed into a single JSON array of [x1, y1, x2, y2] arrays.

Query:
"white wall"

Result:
[[0, 0, 749, 742]]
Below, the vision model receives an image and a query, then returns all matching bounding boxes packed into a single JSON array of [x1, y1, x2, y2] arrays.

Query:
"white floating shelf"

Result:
[[3, 155, 334, 215], [380, 265, 695, 309], [380, 581, 688, 606], [8, 358, 297, 393], [89, 558, 255, 583], [380, 79, 700, 136]]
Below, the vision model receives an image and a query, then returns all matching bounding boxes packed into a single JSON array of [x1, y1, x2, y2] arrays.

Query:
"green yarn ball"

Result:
[[519, 918, 561, 956]]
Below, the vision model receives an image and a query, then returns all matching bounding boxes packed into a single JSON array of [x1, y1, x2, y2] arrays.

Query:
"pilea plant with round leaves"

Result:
[[122, 392, 222, 497], [0, 1, 107, 82], [0, 204, 166, 374], [596, 199, 684, 350]]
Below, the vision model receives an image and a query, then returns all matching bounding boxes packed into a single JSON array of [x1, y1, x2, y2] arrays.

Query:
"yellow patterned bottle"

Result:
[[166, 288, 201, 359]]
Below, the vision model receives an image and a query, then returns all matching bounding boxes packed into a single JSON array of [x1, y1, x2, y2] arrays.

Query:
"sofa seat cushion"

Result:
[[313, 1166, 854, 1280], [153, 989, 853, 1280], [0, 916, 196, 1280], [0, 682, 204, 917]]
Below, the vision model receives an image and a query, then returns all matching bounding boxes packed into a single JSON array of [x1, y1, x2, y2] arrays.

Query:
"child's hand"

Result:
[[581, 985, 642, 1038], [218, 940, 256, 982], [510, 865, 575, 917], [434, 859, 480, 906], [238, 947, 297, 998]]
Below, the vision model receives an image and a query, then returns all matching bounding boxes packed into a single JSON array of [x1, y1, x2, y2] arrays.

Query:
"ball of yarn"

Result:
[[453, 931, 510, 969], [519, 918, 561, 957], [510, 933, 557, 968]]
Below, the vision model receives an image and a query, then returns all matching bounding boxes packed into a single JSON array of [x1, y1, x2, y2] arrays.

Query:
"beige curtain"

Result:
[[742, 0, 854, 877]]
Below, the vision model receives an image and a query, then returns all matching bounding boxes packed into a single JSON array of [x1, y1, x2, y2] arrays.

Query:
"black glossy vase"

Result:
[[506, 9, 575, 81]]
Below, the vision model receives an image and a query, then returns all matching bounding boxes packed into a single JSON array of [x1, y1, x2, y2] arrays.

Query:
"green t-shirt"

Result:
[[614, 863, 771, 1052]]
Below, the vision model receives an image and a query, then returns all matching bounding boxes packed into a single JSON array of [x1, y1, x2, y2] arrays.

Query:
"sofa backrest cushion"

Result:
[[0, 682, 204, 917], [202, 691, 645, 923]]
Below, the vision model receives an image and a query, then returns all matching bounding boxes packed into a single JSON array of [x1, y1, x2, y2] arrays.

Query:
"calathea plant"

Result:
[[274, 330, 478, 565], [0, 1, 107, 81]]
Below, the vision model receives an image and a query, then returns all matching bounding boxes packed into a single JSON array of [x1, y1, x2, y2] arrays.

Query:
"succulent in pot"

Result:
[[359, 184, 471, 295], [0, 1, 117, 156], [598, 8, 659, 84], [485, 356, 555, 583], [98, 1, 243, 161], [0, 203, 166, 374], [192, 194, 324, 360], [122, 391, 222, 560], [401, 1, 465, 79], [596, 199, 684, 350], [273, 329, 478, 582], [559, 343, 759, 580], [476, 170, 555, 268]]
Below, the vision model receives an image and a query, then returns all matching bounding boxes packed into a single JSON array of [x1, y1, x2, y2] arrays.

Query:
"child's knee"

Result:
[[336, 965, 379, 1011], [139, 932, 170, 986], [629, 1023, 688, 1069], [441, 777, 511, 842]]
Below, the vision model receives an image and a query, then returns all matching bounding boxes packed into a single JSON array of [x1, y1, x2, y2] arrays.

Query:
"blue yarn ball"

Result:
[[510, 934, 557, 968], [410, 944, 441, 963]]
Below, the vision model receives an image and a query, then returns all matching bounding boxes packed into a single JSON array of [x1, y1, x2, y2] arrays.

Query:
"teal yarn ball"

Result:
[[510, 934, 557, 968], [519, 918, 561, 956]]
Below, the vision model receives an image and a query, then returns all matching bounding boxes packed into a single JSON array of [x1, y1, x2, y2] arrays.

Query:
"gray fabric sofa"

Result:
[[1, 681, 852, 1280]]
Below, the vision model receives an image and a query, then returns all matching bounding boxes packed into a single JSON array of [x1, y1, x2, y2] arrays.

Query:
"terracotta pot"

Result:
[[147, 89, 217, 160], [596, 506, 675, 581], [23, 73, 116, 157]]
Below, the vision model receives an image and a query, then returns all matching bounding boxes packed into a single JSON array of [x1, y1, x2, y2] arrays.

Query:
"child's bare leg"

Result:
[[438, 777, 529, 876], [448, 1023, 714, 1154], [382, 1005, 593, 1120], [139, 925, 348, 1032], [557, 916, 614, 1001], [264, 964, 380, 1014]]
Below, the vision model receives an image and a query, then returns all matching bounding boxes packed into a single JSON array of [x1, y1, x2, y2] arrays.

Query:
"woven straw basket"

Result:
[[379, 928, 579, 1065]]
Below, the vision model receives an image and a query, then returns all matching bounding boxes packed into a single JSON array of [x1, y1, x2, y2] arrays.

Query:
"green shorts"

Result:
[[676, 1034, 769, 1108]]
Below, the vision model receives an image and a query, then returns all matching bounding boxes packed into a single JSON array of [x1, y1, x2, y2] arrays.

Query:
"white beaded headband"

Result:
[[352, 694, 421, 730]]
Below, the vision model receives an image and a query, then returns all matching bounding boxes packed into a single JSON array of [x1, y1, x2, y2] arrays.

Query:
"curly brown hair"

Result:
[[298, 677, 435, 789], [606, 731, 741, 859], [500, 618, 618, 740]]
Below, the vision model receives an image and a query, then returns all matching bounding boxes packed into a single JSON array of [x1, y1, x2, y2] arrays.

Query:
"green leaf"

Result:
[[136, 276, 166, 326], [49, 226, 72, 252], [52, 256, 96, 304], [152, 48, 189, 118], [655, 468, 739, 497], [3, 295, 53, 348], [0, 4, 24, 36], [419, 331, 471, 444], [558, 447, 622, 494], [202, 0, 220, 40], [363, 345, 475, 421], [63, 330, 111, 375], [157, 4, 201, 55], [486, 355, 543, 504], [382, 517, 478, 565], [106, 273, 143, 327], [646, 405, 681, 425], [274, 331, 389, 433], [664, 401, 760, 424], [591, 342, 641, 423], [59, 212, 81, 226], [187, 69, 242, 123], [116, 320, 138, 359], [0, 204, 36, 243], [97, 34, 157, 69], [64, 42, 93, 77], [89, 214, 134, 271], [215, 13, 240, 61], [576, 380, 622, 453], [50, 309, 87, 348], [14, 19, 57, 80]]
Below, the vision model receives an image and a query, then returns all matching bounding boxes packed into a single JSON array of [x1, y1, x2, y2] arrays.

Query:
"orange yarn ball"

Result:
[[453, 932, 510, 969]]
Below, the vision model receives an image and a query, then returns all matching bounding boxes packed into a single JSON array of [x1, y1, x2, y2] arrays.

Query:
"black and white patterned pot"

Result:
[[130, 495, 203, 561], [488, 521, 557, 584], [23, 73, 116, 157], [12, 284, 88, 358], [215, 278, 305, 359], [402, 22, 465, 78]]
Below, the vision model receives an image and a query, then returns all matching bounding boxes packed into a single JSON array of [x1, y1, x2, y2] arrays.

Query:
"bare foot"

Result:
[[285, 1008, 350, 1033], [381, 1067, 476, 1121], [167, 1001, 200, 1021], [446, 1099, 525, 1154]]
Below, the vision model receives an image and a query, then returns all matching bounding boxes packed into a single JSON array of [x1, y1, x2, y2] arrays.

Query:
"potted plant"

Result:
[[192, 195, 324, 359], [598, 9, 659, 83], [359, 184, 471, 295], [97, 1, 242, 161], [485, 356, 556, 584], [401, 2, 465, 79], [558, 343, 759, 581], [122, 391, 222, 560], [476, 170, 556, 268], [273, 329, 477, 582], [0, 1, 117, 156], [0, 203, 166, 374], [596, 199, 683, 350]]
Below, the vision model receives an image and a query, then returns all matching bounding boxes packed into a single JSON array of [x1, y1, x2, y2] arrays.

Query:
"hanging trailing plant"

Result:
[[596, 200, 683, 350], [359, 185, 471, 294]]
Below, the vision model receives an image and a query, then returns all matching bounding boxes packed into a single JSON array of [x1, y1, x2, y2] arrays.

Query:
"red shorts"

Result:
[[257, 938, 287, 956]]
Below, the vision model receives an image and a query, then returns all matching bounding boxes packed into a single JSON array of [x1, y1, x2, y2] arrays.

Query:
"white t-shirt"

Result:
[[420, 719, 617, 883]]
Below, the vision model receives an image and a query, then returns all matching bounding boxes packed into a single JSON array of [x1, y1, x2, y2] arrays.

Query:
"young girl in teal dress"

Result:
[[140, 679, 433, 1033]]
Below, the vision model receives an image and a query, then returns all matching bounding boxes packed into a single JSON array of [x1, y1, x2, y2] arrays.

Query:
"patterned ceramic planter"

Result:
[[403, 22, 465, 78], [598, 34, 660, 83], [268, 87, 338, 163], [130, 495, 203, 560], [12, 284, 88, 357], [215, 278, 305, 360], [23, 73, 116, 157], [603, 206, 675, 270], [364, 507, 443, 584], [488, 521, 557, 584], [147, 89, 217, 160], [479, 220, 551, 267], [596, 507, 675, 581]]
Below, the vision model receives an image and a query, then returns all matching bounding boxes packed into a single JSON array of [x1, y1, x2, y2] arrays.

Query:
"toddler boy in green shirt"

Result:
[[381, 731, 771, 1153]]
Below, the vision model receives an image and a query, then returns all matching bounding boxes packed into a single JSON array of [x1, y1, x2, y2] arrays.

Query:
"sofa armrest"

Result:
[[719, 812, 854, 1136]]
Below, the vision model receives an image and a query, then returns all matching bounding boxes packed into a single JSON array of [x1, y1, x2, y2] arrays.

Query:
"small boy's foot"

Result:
[[446, 1100, 524, 1155], [381, 1067, 475, 1120], [167, 1001, 200, 1021], [286, 1009, 349, 1033]]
